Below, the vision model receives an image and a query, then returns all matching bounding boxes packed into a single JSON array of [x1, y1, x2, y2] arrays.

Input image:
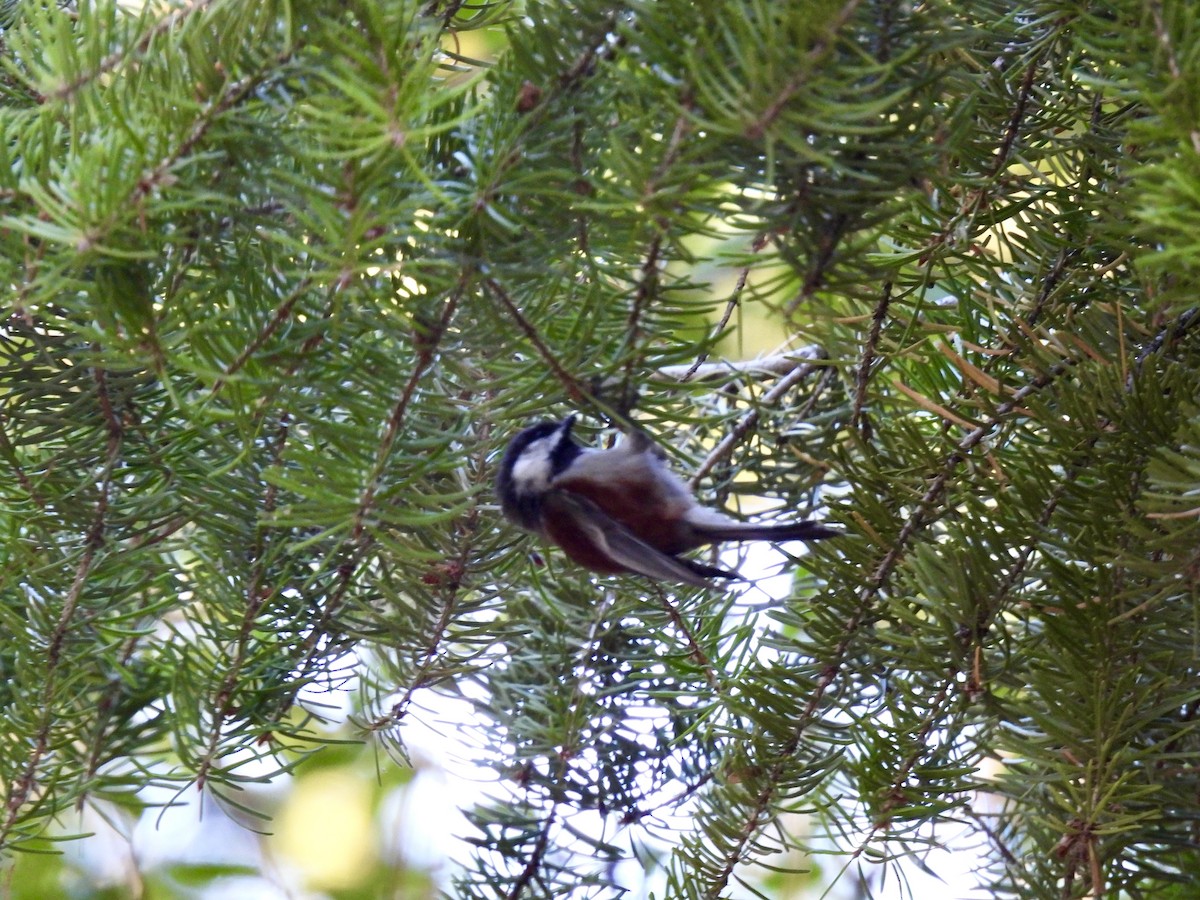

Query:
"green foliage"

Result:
[[0, 0, 1198, 898]]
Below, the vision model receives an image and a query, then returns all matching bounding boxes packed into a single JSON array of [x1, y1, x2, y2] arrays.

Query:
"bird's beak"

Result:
[[560, 414, 576, 436]]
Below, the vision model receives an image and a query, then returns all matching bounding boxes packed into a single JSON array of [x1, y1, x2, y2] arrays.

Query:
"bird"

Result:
[[496, 415, 837, 587]]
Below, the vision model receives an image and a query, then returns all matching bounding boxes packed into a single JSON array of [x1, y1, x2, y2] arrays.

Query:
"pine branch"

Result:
[[1, 363, 120, 845], [3, 2, 1199, 896]]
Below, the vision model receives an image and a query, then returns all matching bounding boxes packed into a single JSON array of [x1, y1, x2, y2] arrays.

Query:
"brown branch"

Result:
[[474, 9, 622, 200], [1, 364, 121, 847], [615, 231, 664, 409], [485, 276, 596, 407], [767, 3, 871, 316], [200, 277, 466, 776], [83, 66, 296, 365], [77, 623, 154, 799], [210, 278, 313, 396], [627, 232, 663, 348], [989, 53, 1041, 180], [646, 770, 716, 816], [506, 808, 557, 900], [851, 281, 891, 435], [13, 235, 47, 323], [745, 0, 863, 140], [963, 466, 1079, 696], [570, 120, 591, 256], [0, 414, 42, 509], [784, 211, 851, 316], [616, 107, 693, 402], [966, 807, 1021, 867], [134, 64, 273, 207], [653, 587, 720, 691], [852, 678, 957, 848], [557, 13, 621, 93], [683, 274, 746, 383], [917, 48, 1047, 277], [384, 593, 460, 727], [423, 0, 468, 27], [41, 11, 287, 264], [1024, 248, 1076, 330], [860, 356, 1076, 597], [1135, 306, 1200, 369], [505, 586, 631, 896], [682, 221, 790, 383]]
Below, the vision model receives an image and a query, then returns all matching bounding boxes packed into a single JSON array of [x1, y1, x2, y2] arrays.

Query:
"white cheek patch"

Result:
[[510, 437, 555, 492]]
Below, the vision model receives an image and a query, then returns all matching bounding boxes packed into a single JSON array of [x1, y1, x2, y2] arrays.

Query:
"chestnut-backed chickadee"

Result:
[[496, 416, 837, 587]]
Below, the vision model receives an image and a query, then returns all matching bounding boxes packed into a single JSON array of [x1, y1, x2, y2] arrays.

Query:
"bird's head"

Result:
[[496, 415, 581, 530]]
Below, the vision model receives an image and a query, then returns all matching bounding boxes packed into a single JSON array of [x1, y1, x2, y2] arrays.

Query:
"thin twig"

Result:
[[485, 277, 596, 407], [851, 282, 891, 435], [618, 231, 664, 406], [988, 53, 1040, 180], [682, 263, 752, 383], [506, 582, 634, 897], [690, 353, 826, 487], [653, 588, 720, 691], [1, 364, 121, 845], [745, 0, 863, 140], [382, 421, 492, 728], [290, 276, 469, 696], [850, 679, 957, 851], [48, 0, 220, 103], [0, 414, 42, 508], [196, 414, 289, 789], [210, 278, 312, 396], [618, 107, 692, 400], [1135, 306, 1200, 370]]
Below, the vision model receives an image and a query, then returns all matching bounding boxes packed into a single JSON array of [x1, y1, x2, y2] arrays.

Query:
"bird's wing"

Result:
[[543, 490, 727, 588]]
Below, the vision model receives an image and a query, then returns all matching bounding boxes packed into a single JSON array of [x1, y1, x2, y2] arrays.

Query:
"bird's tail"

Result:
[[696, 520, 839, 544]]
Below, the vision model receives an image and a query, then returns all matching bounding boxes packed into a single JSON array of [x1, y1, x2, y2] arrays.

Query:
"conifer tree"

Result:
[[0, 1, 1198, 897]]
